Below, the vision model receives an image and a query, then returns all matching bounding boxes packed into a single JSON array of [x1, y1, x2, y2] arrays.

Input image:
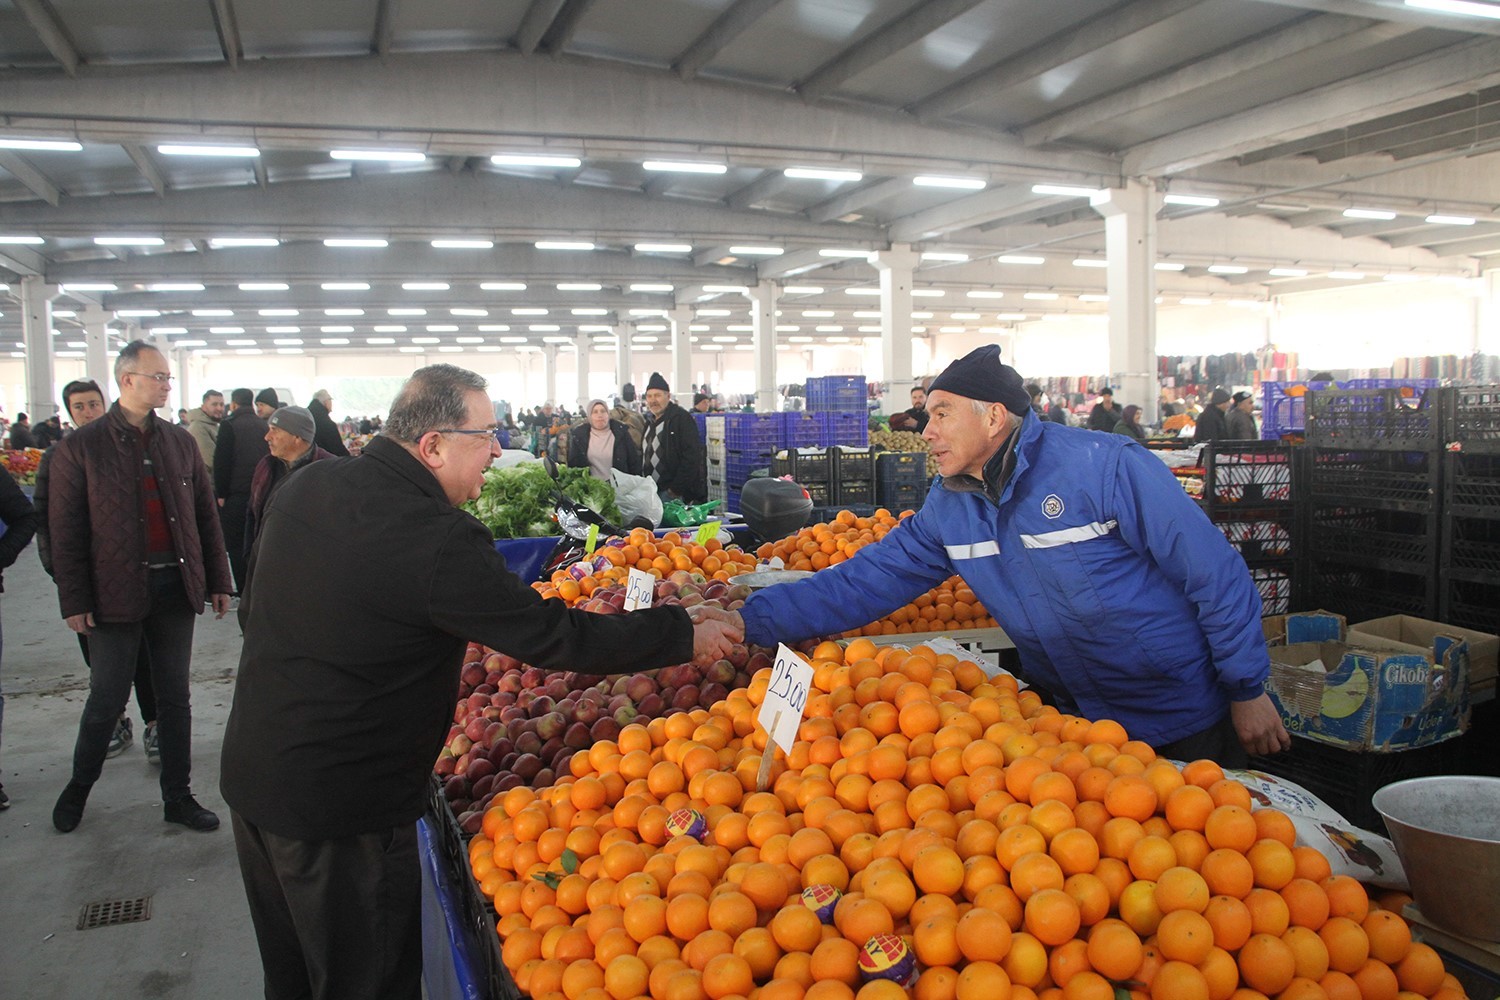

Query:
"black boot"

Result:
[[53, 781, 92, 833]]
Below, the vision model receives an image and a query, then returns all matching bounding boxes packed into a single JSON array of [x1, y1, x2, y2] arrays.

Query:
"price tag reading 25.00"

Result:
[[757, 643, 814, 753], [623, 568, 654, 611]]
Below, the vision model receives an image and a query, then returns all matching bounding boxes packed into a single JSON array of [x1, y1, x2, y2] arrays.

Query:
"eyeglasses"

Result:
[[127, 371, 174, 384], [432, 427, 502, 441]]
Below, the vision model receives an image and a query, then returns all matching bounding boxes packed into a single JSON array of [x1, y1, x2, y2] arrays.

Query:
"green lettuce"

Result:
[[463, 463, 622, 538]]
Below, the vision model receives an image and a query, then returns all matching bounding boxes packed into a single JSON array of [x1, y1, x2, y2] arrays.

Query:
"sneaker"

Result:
[[0, 784, 10, 810], [164, 795, 219, 832], [53, 781, 91, 832], [143, 722, 161, 765], [105, 716, 133, 759]]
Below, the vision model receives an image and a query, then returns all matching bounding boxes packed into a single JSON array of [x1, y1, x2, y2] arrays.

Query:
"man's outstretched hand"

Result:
[[1231, 693, 1292, 756], [686, 605, 745, 665]]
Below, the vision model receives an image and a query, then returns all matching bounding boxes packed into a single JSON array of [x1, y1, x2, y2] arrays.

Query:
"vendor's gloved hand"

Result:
[[1231, 693, 1292, 756]]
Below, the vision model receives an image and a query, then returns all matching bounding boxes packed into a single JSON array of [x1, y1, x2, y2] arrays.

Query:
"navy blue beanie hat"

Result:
[[928, 345, 1032, 416]]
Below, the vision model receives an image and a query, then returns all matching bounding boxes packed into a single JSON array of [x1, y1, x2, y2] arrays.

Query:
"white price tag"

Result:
[[623, 568, 655, 611], [757, 643, 813, 754]]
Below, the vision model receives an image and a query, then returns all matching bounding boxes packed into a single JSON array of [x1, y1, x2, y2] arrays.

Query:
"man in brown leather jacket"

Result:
[[47, 340, 233, 834]]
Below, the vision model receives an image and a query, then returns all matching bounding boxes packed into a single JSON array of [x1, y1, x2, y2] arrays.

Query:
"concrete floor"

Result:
[[1, 547, 264, 999]]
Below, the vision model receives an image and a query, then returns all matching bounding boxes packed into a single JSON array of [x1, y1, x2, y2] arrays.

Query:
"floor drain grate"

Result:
[[77, 896, 153, 930]]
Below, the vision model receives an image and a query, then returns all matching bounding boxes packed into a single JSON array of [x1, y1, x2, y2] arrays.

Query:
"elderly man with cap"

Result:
[[717, 345, 1290, 765], [641, 372, 705, 504], [243, 406, 339, 571], [1194, 388, 1233, 444], [306, 389, 351, 458], [1226, 392, 1258, 440]]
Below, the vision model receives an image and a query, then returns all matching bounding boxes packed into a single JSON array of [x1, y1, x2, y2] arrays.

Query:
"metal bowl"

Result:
[[728, 570, 815, 589], [1372, 775, 1500, 942]]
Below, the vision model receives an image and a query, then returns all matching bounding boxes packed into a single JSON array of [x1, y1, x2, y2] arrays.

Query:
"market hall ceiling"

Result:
[[1, 0, 1498, 355]]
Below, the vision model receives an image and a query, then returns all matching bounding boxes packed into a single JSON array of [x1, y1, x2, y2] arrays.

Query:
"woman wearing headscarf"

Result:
[[568, 399, 643, 480], [1112, 404, 1147, 441]]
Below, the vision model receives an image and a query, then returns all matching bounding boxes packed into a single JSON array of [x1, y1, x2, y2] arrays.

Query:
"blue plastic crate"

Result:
[[725, 450, 773, 487], [692, 412, 707, 439], [723, 412, 780, 450], [779, 411, 819, 448], [805, 375, 867, 413], [814, 410, 869, 447], [726, 489, 742, 514], [1260, 379, 1438, 440]]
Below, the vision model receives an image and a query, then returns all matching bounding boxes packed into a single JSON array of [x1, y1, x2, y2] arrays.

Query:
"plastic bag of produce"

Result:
[[612, 470, 663, 527], [661, 499, 723, 527]]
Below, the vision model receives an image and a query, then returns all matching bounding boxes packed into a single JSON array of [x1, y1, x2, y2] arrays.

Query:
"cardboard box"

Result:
[[1263, 627, 1470, 751], [1347, 615, 1497, 695], [1262, 611, 1347, 647]]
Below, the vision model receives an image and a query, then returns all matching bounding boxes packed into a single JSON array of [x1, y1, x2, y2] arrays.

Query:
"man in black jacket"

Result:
[[306, 389, 351, 458], [641, 372, 705, 503], [0, 451, 38, 809], [1088, 387, 1122, 431], [221, 365, 739, 1000], [8, 413, 34, 450], [213, 388, 270, 595], [1194, 388, 1233, 444]]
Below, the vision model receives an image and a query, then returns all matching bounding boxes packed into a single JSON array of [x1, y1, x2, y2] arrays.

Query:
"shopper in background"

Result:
[[1158, 388, 1181, 425], [306, 389, 351, 458], [215, 388, 271, 596], [186, 389, 224, 469], [1226, 392, 1258, 440], [48, 340, 232, 834], [889, 384, 930, 432], [693, 393, 712, 414], [721, 345, 1288, 766], [31, 414, 63, 449], [569, 399, 642, 481], [243, 405, 339, 571], [1087, 387, 1122, 431], [0, 449, 39, 810], [221, 364, 740, 1000], [1046, 391, 1070, 425], [9, 413, 34, 450], [35, 379, 159, 765], [1194, 388, 1233, 444], [1026, 383, 1046, 418], [253, 389, 279, 419], [1112, 404, 1148, 441], [641, 372, 706, 503], [610, 384, 645, 449]]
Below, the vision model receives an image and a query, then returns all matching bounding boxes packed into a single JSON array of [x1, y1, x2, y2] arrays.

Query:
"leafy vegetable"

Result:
[[463, 462, 622, 538]]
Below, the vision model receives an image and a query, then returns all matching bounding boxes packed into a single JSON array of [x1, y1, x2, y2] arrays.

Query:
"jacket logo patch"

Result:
[[1042, 494, 1065, 519]]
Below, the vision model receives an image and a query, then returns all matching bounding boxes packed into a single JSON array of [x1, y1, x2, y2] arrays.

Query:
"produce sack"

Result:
[[611, 470, 664, 527], [661, 499, 723, 527]]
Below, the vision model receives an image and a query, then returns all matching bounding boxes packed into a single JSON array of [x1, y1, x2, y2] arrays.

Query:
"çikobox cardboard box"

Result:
[[1261, 612, 1471, 752], [1347, 615, 1498, 696]]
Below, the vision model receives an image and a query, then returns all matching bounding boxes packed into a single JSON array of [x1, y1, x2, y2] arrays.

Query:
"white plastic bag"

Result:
[[612, 470, 664, 527]]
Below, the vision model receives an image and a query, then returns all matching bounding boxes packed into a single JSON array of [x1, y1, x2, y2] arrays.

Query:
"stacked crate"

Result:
[[830, 446, 876, 506], [1442, 387, 1500, 644], [1304, 386, 1443, 621], [1259, 378, 1439, 440], [703, 415, 727, 508], [1198, 441, 1301, 615], [814, 410, 868, 447], [721, 412, 779, 514], [771, 448, 832, 508], [804, 375, 866, 412], [876, 451, 930, 512]]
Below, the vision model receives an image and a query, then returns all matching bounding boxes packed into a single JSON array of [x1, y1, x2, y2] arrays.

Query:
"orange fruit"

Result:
[[1050, 828, 1101, 877], [809, 937, 861, 986], [1157, 909, 1215, 964], [1086, 919, 1143, 981], [913, 915, 963, 968], [733, 927, 781, 980], [1164, 785, 1215, 833], [1023, 888, 1081, 946], [1010, 852, 1066, 902], [1245, 887, 1291, 937], [1150, 960, 1209, 1000], [1350, 958, 1399, 1000], [1201, 848, 1255, 899], [769, 905, 824, 953], [913, 847, 966, 896], [1001, 932, 1049, 989], [702, 953, 755, 1000], [1319, 916, 1370, 974], [682, 930, 735, 973], [1155, 866, 1210, 914], [604, 955, 649, 1000], [1203, 806, 1257, 854], [1247, 839, 1296, 890], [1280, 879, 1330, 930], [1203, 895, 1253, 952], [741, 863, 791, 910], [1393, 942, 1444, 995], [1238, 933, 1296, 996], [1282, 926, 1330, 981], [955, 906, 1014, 963], [1321, 877, 1369, 923], [955, 961, 1012, 1000], [707, 892, 758, 938], [1104, 775, 1158, 822], [1118, 879, 1164, 936]]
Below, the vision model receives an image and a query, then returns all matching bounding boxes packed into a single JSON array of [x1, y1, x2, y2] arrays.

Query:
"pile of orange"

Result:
[[837, 576, 997, 639], [535, 528, 760, 604], [468, 639, 1465, 1000]]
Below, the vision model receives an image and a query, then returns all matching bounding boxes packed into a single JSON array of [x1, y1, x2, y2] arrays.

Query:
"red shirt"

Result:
[[138, 427, 176, 565]]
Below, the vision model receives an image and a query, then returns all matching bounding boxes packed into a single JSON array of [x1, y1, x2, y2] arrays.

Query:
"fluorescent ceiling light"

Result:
[[967, 290, 1005, 299], [777, 325, 801, 332], [1179, 297, 1213, 306], [1207, 264, 1249, 274], [534, 241, 594, 251], [632, 335, 659, 343], [411, 337, 441, 344], [1404, 0, 1500, 19], [402, 282, 450, 291], [921, 252, 970, 262], [481, 282, 527, 291], [630, 283, 673, 292], [366, 337, 397, 344], [239, 282, 289, 291], [1426, 214, 1476, 225], [802, 310, 835, 317], [451, 308, 489, 316], [94, 235, 164, 246], [272, 338, 303, 346], [911, 311, 934, 319], [712, 335, 740, 343], [697, 309, 732, 317], [856, 325, 881, 333], [212, 326, 246, 334], [784, 167, 863, 182], [1073, 258, 1108, 268], [320, 338, 351, 345], [641, 160, 726, 174], [783, 285, 824, 294], [572, 308, 608, 316], [557, 282, 602, 291], [321, 282, 371, 290], [512, 308, 549, 316], [323, 238, 387, 248], [911, 288, 945, 297], [476, 325, 511, 332], [0, 235, 44, 245], [633, 243, 691, 254], [726, 325, 753, 332], [431, 239, 494, 249], [148, 282, 205, 292], [498, 336, 528, 344], [1031, 184, 1101, 198], [373, 325, 407, 333], [0, 137, 82, 151], [844, 287, 881, 296], [51, 310, 75, 317], [1342, 208, 1397, 221], [398, 346, 424, 353], [475, 345, 502, 352], [702, 284, 748, 294], [913, 175, 986, 190], [330, 149, 426, 162], [115, 309, 160, 317], [819, 248, 872, 259], [456, 336, 484, 344], [192, 309, 234, 317], [1078, 294, 1110, 303], [211, 237, 279, 248], [259, 308, 299, 316], [157, 143, 259, 157], [268, 326, 302, 334], [324, 308, 364, 316], [1155, 262, 1186, 272], [1023, 292, 1059, 301], [998, 255, 1045, 265], [426, 324, 458, 333], [1268, 267, 1310, 277], [491, 153, 581, 168], [225, 339, 257, 346], [1163, 194, 1220, 208], [638, 324, 668, 332], [176, 340, 207, 347], [949, 312, 982, 320], [996, 313, 1029, 321], [728, 246, 784, 256], [1327, 271, 1366, 280]]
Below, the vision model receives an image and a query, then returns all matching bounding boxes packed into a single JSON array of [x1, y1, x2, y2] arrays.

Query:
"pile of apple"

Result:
[[576, 572, 752, 615]]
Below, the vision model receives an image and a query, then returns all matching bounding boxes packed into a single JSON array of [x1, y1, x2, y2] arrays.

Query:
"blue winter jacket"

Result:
[[739, 411, 1269, 746]]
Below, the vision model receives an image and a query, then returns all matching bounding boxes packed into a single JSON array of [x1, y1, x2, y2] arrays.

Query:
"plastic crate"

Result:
[[1246, 734, 1463, 832], [1248, 564, 1297, 616], [1305, 562, 1436, 621], [831, 446, 876, 486], [879, 480, 926, 512], [778, 411, 820, 448], [692, 411, 707, 440], [725, 451, 773, 488], [835, 479, 875, 506], [1208, 508, 1297, 562], [1308, 449, 1438, 513], [771, 447, 830, 483], [805, 375, 867, 412], [1200, 441, 1298, 506], [704, 414, 726, 446], [1307, 386, 1443, 451], [814, 410, 869, 447], [1448, 385, 1500, 453], [876, 451, 929, 488], [1444, 452, 1500, 519], [725, 488, 742, 515], [723, 412, 780, 451], [1308, 506, 1438, 575], [1443, 514, 1500, 583], [803, 482, 831, 508], [1441, 577, 1500, 636]]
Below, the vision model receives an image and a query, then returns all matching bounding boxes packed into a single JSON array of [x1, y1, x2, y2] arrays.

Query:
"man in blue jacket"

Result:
[[732, 345, 1289, 764]]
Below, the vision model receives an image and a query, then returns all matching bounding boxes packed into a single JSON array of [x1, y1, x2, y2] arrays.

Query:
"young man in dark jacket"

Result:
[[306, 390, 351, 458], [214, 388, 270, 595], [1194, 388, 1233, 444], [8, 413, 34, 450], [220, 365, 740, 1000], [0, 451, 38, 809], [1088, 387, 1122, 431], [641, 372, 706, 503], [48, 341, 233, 834]]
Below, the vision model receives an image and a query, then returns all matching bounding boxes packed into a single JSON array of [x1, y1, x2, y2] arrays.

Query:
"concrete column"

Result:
[[1478, 269, 1498, 354], [542, 345, 559, 404], [1090, 179, 1160, 414], [20, 275, 58, 420], [668, 306, 693, 399], [873, 245, 919, 415], [574, 333, 590, 410], [613, 322, 633, 391], [80, 306, 112, 403], [175, 348, 192, 414], [745, 282, 779, 412]]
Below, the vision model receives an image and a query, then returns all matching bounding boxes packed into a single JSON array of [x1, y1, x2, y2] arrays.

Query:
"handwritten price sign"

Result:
[[623, 568, 654, 611], [757, 644, 813, 754]]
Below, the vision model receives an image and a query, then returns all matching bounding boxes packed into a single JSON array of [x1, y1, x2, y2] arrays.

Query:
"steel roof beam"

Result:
[[805, 178, 907, 224], [1246, 0, 1500, 37], [724, 170, 791, 210], [515, 0, 568, 56], [0, 152, 62, 206], [673, 0, 786, 81], [795, 0, 986, 103], [539, 0, 601, 56], [373, 0, 400, 55], [887, 186, 1040, 242], [122, 144, 168, 198], [1384, 221, 1500, 248], [1422, 234, 1500, 257], [11, 0, 80, 76], [208, 0, 243, 68]]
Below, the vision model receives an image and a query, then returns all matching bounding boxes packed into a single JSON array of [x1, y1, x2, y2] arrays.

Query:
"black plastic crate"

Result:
[[1443, 514, 1500, 583], [876, 451, 929, 488], [830, 446, 877, 485], [1308, 449, 1438, 513], [1307, 386, 1444, 451], [879, 480, 926, 512], [1306, 562, 1436, 620], [771, 447, 830, 483], [1448, 385, 1500, 453], [1442, 577, 1500, 636], [835, 478, 875, 506], [1444, 452, 1500, 519], [1248, 564, 1298, 616], [1247, 734, 1464, 833], [1209, 507, 1297, 562], [1308, 505, 1438, 575], [810, 503, 876, 523], [1200, 440, 1299, 507]]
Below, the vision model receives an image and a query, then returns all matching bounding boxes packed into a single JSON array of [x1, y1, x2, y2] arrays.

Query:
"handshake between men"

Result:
[[685, 605, 748, 665]]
